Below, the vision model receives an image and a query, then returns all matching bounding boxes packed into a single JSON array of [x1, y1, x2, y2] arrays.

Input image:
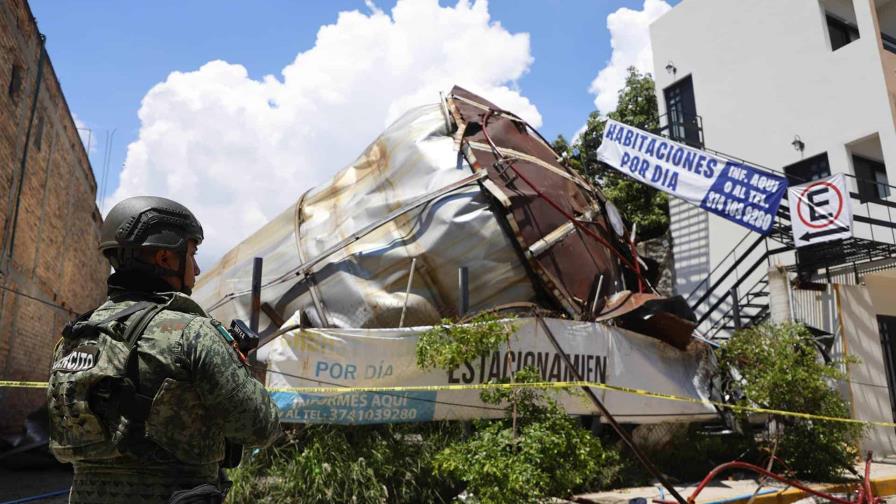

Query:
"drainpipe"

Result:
[[2, 34, 47, 271]]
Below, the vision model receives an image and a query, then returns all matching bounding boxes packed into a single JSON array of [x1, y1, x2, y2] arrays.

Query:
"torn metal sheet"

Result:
[[193, 87, 686, 349], [596, 292, 697, 350], [260, 317, 717, 424]]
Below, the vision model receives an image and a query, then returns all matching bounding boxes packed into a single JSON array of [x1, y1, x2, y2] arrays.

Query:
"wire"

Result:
[[0, 283, 75, 314]]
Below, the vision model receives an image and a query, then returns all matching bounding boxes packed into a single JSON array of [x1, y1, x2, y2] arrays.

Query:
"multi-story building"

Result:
[[0, 0, 108, 432], [650, 0, 896, 454]]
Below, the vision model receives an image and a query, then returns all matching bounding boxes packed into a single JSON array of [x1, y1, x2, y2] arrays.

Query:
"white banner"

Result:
[[789, 174, 853, 248], [260, 317, 717, 425], [596, 119, 788, 235]]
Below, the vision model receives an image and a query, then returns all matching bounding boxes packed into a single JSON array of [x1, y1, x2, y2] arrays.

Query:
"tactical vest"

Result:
[[47, 297, 171, 463]]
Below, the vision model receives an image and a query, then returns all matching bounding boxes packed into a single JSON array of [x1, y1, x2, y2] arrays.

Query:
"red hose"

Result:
[[653, 460, 862, 504]]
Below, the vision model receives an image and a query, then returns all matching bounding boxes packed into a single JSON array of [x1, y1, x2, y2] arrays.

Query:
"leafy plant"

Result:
[[434, 368, 622, 503], [717, 323, 864, 481], [553, 66, 669, 240], [416, 312, 514, 371], [226, 423, 462, 503]]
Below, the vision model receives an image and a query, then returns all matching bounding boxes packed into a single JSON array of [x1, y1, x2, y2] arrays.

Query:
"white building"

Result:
[[650, 0, 896, 455]]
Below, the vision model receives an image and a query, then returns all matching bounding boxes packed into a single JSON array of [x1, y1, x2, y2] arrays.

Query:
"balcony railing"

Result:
[[655, 112, 704, 149]]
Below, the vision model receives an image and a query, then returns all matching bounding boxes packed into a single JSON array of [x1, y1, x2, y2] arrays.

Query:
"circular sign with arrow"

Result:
[[788, 174, 852, 248]]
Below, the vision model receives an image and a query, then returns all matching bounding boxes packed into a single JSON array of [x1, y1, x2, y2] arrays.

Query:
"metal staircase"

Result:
[[675, 150, 896, 340]]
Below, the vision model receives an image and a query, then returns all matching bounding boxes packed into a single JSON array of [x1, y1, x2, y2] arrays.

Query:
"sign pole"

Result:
[[535, 317, 687, 504]]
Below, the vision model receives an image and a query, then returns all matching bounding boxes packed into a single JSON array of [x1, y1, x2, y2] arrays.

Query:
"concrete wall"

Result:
[[651, 0, 896, 315], [0, 0, 108, 432], [836, 273, 896, 456]]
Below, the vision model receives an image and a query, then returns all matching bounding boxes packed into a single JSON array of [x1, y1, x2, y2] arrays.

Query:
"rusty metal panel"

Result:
[[448, 86, 629, 317]]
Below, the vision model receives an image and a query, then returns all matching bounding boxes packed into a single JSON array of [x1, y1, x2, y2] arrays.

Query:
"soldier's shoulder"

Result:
[[145, 308, 203, 337]]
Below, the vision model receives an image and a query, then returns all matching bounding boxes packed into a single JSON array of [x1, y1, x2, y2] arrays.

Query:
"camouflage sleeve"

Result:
[[183, 317, 281, 448]]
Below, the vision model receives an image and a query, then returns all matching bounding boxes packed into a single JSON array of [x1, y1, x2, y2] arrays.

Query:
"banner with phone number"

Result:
[[260, 316, 716, 425], [596, 119, 787, 234]]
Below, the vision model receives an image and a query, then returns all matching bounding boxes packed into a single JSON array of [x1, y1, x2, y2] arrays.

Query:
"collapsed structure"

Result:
[[193, 87, 714, 424], [194, 87, 694, 344]]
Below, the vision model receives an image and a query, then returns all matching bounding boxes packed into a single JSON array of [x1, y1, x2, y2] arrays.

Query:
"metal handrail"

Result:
[[649, 123, 896, 333], [689, 232, 766, 311], [684, 231, 755, 304], [656, 112, 704, 148], [706, 274, 770, 339], [696, 244, 792, 327]]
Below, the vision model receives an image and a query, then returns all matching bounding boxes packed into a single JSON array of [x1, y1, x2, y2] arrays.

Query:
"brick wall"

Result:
[[0, 0, 108, 433]]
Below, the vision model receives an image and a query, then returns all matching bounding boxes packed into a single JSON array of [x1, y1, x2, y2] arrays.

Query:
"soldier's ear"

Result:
[[153, 248, 179, 270]]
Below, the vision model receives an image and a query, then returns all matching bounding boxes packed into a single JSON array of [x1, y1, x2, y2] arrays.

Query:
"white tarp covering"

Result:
[[193, 103, 536, 330], [261, 317, 717, 424]]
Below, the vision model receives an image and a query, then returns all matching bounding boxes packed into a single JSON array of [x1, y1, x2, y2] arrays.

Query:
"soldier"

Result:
[[47, 196, 281, 503]]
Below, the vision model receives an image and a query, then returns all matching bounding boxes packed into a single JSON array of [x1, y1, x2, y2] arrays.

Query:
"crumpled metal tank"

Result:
[[194, 87, 671, 341]]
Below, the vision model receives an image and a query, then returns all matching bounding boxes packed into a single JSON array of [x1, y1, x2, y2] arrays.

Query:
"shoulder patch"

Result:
[[158, 321, 188, 333], [52, 344, 100, 373]]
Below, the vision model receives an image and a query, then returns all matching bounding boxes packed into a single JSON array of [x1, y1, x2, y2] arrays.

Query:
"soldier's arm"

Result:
[[184, 317, 281, 447]]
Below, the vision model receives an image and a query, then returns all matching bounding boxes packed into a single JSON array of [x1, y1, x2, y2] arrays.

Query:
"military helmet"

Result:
[[99, 196, 203, 255]]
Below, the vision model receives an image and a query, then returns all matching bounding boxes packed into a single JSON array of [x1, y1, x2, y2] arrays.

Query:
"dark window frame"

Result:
[[878, 315, 896, 423], [853, 154, 890, 203], [663, 75, 701, 148], [783, 152, 832, 186], [826, 12, 860, 51]]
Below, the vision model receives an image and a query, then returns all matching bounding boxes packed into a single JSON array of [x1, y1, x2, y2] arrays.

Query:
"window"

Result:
[[783, 152, 831, 186], [663, 76, 701, 147], [883, 32, 896, 54], [878, 315, 896, 422], [8, 64, 22, 99], [826, 13, 860, 51], [854, 155, 890, 202]]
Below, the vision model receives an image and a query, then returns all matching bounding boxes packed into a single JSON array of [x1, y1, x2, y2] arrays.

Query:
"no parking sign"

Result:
[[789, 174, 852, 248]]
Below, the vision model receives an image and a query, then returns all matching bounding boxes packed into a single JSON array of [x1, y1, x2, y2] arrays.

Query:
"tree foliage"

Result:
[[416, 313, 514, 371], [553, 66, 670, 240], [227, 423, 462, 503], [434, 368, 621, 503], [717, 323, 863, 480]]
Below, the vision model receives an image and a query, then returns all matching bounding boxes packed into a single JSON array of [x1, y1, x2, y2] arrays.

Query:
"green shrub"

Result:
[[717, 322, 863, 480], [434, 368, 622, 503], [416, 313, 514, 371], [226, 423, 462, 503]]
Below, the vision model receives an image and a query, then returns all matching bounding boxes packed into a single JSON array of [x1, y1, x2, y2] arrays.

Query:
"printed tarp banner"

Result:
[[596, 119, 788, 234], [260, 317, 717, 425], [788, 173, 853, 248]]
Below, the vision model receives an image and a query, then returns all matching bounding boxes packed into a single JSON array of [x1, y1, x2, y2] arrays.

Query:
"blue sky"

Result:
[[29, 0, 676, 264]]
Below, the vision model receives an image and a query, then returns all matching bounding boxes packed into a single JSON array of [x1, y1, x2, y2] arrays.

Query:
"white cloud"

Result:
[[110, 0, 538, 268], [589, 0, 671, 114]]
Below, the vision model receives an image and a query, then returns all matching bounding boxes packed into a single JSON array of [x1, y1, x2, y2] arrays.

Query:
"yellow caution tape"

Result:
[[0, 380, 50, 389], [6, 379, 895, 427]]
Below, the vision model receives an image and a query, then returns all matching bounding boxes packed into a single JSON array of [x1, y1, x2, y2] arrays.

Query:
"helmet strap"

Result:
[[177, 243, 192, 295]]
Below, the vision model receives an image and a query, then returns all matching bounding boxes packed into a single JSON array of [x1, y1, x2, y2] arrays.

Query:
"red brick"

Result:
[[0, 0, 108, 433]]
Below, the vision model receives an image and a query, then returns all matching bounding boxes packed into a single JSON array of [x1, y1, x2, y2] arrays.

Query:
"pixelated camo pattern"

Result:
[[48, 292, 280, 503]]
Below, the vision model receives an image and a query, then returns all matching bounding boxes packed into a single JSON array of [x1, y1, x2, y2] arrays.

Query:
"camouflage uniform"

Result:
[[49, 270, 281, 503]]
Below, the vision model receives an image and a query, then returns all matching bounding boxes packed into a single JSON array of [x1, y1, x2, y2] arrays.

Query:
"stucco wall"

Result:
[[836, 271, 896, 456], [650, 0, 896, 309]]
